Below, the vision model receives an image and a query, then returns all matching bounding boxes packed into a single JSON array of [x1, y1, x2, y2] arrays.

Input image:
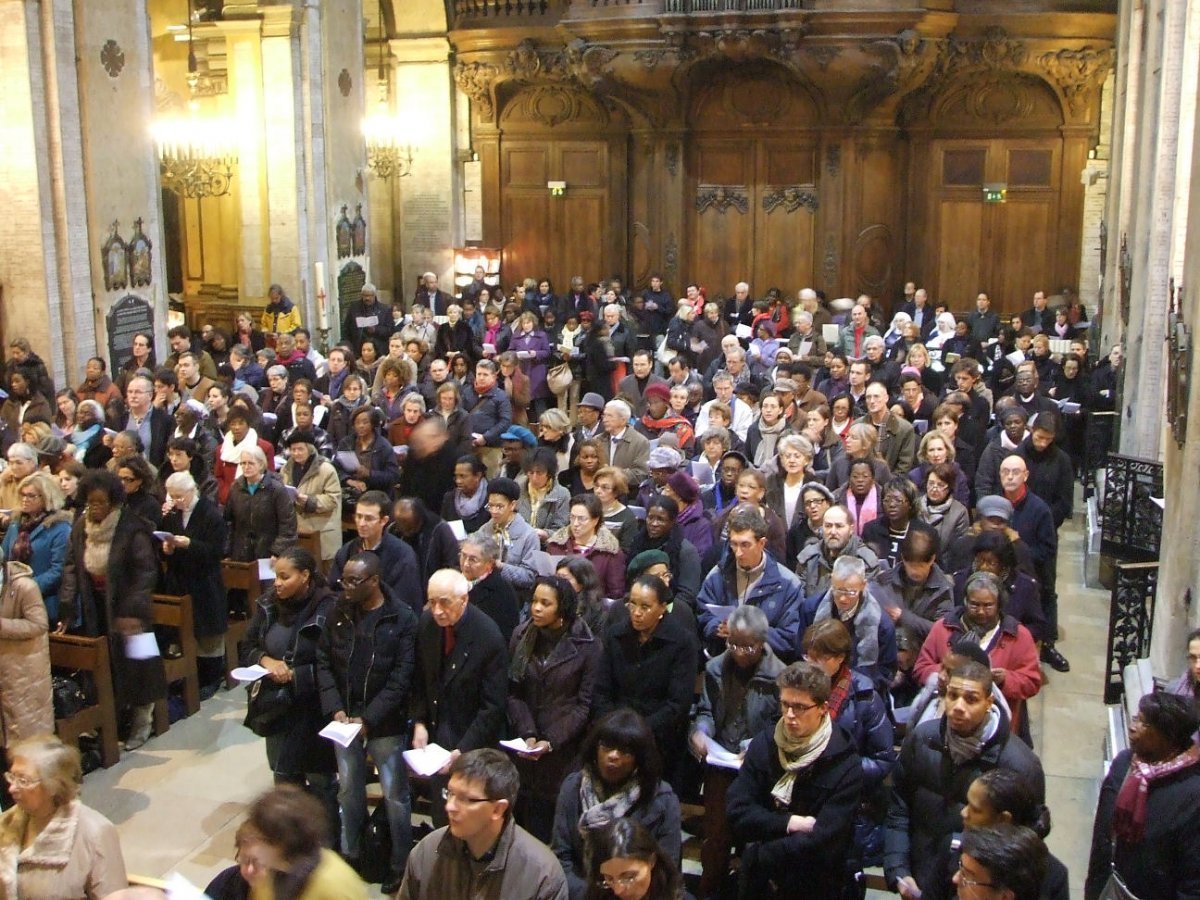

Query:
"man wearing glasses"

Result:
[[398, 749, 567, 898], [726, 660, 863, 898], [114, 374, 171, 468], [410, 569, 508, 828]]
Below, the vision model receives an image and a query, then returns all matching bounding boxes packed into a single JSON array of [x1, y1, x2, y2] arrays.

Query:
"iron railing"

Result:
[[1099, 453, 1163, 562], [1104, 562, 1158, 703]]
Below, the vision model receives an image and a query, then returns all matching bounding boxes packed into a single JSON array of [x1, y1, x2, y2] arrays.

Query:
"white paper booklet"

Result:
[[403, 743, 453, 777], [230, 665, 269, 683], [319, 720, 363, 748], [702, 735, 744, 770]]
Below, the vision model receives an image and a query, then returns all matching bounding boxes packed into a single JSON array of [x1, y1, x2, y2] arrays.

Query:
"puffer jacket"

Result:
[[0, 561, 52, 746], [224, 472, 298, 561], [831, 667, 897, 791], [1, 510, 73, 623], [883, 708, 1045, 893], [316, 586, 417, 739], [696, 551, 803, 662]]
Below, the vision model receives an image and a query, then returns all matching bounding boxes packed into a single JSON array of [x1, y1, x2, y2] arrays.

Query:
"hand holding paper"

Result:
[[403, 743, 453, 777]]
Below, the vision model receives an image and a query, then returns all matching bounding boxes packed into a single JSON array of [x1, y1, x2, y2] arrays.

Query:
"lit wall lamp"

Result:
[[548, 180, 566, 197]]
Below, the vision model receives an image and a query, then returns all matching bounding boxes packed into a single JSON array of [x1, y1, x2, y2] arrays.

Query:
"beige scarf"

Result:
[[771, 713, 833, 806], [83, 508, 120, 579]]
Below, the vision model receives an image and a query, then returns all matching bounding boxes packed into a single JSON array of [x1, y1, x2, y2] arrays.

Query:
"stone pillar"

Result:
[[1119, 0, 1189, 460], [390, 37, 457, 309], [1078, 74, 1114, 311]]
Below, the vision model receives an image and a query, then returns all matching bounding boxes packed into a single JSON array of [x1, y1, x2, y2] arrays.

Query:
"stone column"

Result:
[[1119, 0, 1189, 460], [390, 37, 457, 309]]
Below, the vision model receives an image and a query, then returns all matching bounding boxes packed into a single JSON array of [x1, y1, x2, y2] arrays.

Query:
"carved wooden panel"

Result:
[[996, 199, 1056, 307], [502, 193, 553, 285], [505, 147, 549, 188], [1008, 148, 1053, 187], [688, 61, 819, 132], [942, 148, 987, 187]]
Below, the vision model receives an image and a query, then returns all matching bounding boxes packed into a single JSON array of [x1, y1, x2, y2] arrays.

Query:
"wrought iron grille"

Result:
[[1104, 562, 1158, 703], [1099, 453, 1163, 562]]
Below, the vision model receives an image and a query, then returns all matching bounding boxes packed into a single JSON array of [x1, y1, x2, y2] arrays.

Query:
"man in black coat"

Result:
[[396, 418, 458, 511], [391, 497, 461, 591], [884, 658, 1044, 899], [329, 490, 423, 615], [1017, 412, 1075, 529], [410, 568, 508, 826], [415, 272, 454, 317], [316, 553, 418, 892], [341, 283, 394, 359], [727, 660, 863, 898], [118, 375, 173, 468], [459, 533, 520, 643], [1019, 290, 1055, 334]]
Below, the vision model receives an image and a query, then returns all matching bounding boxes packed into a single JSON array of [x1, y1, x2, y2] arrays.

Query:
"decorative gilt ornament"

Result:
[[763, 186, 819, 214], [695, 186, 749, 215]]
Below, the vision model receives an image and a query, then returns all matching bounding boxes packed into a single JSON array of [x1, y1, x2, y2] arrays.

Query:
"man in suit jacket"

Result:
[[599, 398, 651, 487], [616, 351, 667, 417], [1019, 290, 1055, 334], [119, 374, 173, 468], [899, 288, 937, 341], [410, 568, 508, 826], [856, 381, 917, 474], [415, 272, 455, 317]]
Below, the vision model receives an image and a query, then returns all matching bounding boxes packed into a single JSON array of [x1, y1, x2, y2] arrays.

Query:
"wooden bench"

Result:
[[152, 593, 200, 735], [220, 561, 265, 687], [298, 530, 325, 573], [50, 633, 120, 768]]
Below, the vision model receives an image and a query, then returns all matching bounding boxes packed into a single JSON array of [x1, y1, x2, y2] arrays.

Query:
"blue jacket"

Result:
[[833, 669, 898, 792], [1008, 489, 1057, 566], [696, 551, 803, 662], [460, 383, 513, 447], [2, 511, 73, 622]]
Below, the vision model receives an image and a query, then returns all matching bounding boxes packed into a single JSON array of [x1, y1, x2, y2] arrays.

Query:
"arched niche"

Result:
[[925, 71, 1065, 132], [686, 60, 821, 132], [497, 82, 623, 134]]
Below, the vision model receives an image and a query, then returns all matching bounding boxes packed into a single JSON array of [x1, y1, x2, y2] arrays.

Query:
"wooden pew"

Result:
[[50, 633, 120, 768], [152, 593, 200, 735], [298, 530, 325, 573], [220, 561, 265, 687]]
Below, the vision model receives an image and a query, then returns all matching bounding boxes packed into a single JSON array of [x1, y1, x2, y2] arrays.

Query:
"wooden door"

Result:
[[500, 139, 618, 291], [928, 139, 1061, 315]]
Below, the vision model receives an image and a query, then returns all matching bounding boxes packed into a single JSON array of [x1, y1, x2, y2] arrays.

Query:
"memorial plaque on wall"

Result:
[[337, 261, 366, 324], [106, 294, 155, 372]]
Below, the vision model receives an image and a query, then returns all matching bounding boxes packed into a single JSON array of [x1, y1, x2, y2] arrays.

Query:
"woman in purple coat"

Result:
[[510, 311, 553, 419], [662, 470, 713, 559]]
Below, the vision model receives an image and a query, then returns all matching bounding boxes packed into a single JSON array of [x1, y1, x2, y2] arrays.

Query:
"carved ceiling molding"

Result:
[[454, 60, 499, 121], [763, 186, 818, 214], [696, 185, 749, 215], [1038, 46, 1116, 115]]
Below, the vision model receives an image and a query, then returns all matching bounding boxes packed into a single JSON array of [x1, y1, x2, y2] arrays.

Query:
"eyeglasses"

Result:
[[340, 574, 375, 588], [600, 872, 644, 890], [780, 699, 821, 715], [726, 641, 761, 655], [4, 772, 40, 789], [956, 863, 995, 889], [802, 497, 829, 507], [18, 492, 42, 500], [442, 787, 492, 805], [458, 553, 484, 565], [832, 588, 862, 599], [568, 514, 593, 524]]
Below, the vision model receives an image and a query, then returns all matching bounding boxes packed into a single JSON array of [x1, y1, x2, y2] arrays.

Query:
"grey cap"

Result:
[[579, 392, 606, 411], [976, 495, 1014, 522]]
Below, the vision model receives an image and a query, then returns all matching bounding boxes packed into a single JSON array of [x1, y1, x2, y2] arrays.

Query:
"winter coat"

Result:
[[727, 722, 864, 898], [506, 618, 602, 802], [908, 462, 970, 507], [225, 472, 298, 561], [869, 563, 956, 643], [397, 438, 459, 513], [240, 585, 336, 775], [329, 533, 424, 616], [518, 483, 571, 534], [260, 297, 302, 335], [795, 535, 881, 599], [913, 611, 1042, 734], [401, 819, 567, 900], [316, 587, 418, 740], [825, 454, 892, 492], [410, 604, 509, 753], [692, 646, 785, 751], [1009, 489, 1058, 568], [333, 434, 401, 496], [510, 328, 553, 400], [545, 524, 627, 600], [951, 566, 1050, 644], [833, 668, 897, 791], [696, 551, 803, 661], [159, 497, 229, 638], [461, 383, 514, 447], [915, 497, 971, 558], [0, 562, 52, 747], [212, 436, 277, 507], [59, 508, 167, 708], [855, 412, 917, 474], [674, 500, 712, 559], [1018, 438, 1075, 527], [392, 515, 460, 588], [802, 590, 898, 694], [468, 569, 520, 644], [552, 771, 681, 900], [883, 710, 1045, 893], [1, 511, 72, 623], [433, 320, 481, 365], [1085, 747, 1200, 900], [0, 800, 127, 900], [282, 458, 342, 562], [595, 612, 699, 761]]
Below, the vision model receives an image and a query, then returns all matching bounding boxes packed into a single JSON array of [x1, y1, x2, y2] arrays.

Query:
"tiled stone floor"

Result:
[[83, 517, 1108, 899]]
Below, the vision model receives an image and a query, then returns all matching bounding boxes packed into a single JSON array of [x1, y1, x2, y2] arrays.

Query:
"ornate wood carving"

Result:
[[664, 233, 678, 280], [665, 142, 679, 177], [1038, 46, 1115, 114], [454, 61, 499, 120], [822, 234, 838, 288], [696, 186, 748, 214], [763, 186, 818, 214]]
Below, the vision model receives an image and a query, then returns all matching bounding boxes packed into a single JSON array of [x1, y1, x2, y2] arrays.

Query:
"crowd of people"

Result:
[[0, 272, 1194, 900]]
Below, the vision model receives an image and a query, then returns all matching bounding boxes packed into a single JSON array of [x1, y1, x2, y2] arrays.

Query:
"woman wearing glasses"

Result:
[[584, 818, 683, 900], [552, 709, 682, 900], [1, 472, 72, 629], [0, 736, 127, 898]]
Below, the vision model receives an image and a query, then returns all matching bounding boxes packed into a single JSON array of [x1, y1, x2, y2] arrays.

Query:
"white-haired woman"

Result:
[[0, 736, 126, 898], [225, 445, 297, 563]]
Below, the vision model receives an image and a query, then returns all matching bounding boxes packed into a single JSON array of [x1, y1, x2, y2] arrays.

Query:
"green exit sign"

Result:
[[983, 184, 1007, 203]]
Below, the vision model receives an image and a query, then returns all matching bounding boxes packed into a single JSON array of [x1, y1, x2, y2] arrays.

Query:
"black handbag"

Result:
[[51, 674, 89, 720], [356, 803, 392, 885], [243, 676, 294, 737]]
